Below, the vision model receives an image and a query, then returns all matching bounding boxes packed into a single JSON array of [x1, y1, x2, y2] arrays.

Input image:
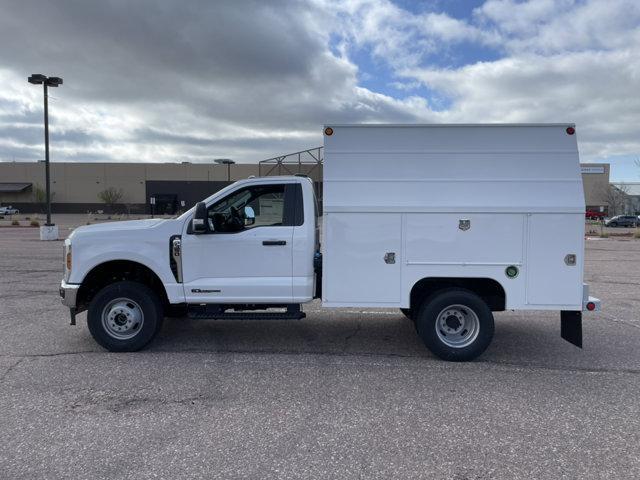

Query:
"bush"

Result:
[[98, 187, 123, 213], [30, 220, 40, 227], [11, 220, 19, 226]]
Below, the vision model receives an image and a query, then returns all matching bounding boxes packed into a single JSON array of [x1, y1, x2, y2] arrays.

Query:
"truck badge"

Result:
[[459, 219, 470, 231]]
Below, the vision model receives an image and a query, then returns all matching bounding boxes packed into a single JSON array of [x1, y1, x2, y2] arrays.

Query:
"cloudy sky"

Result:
[[0, 0, 639, 180]]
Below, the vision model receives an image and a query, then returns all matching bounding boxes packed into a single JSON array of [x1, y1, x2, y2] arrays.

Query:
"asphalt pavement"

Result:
[[1, 227, 639, 479]]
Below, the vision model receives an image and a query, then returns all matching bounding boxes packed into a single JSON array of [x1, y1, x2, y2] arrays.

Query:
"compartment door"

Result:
[[323, 213, 402, 305], [526, 214, 583, 307]]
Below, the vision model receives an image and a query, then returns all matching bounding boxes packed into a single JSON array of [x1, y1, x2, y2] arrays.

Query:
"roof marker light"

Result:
[[566, 126, 575, 135], [324, 127, 333, 136]]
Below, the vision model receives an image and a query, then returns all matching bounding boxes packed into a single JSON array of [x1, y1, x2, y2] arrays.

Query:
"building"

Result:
[[0, 153, 612, 215], [580, 163, 610, 214], [0, 148, 323, 214], [612, 182, 640, 215]]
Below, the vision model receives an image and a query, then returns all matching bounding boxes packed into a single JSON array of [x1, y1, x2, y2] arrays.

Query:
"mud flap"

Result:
[[561, 311, 582, 348]]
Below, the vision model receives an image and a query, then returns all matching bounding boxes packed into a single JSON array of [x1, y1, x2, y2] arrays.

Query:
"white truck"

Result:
[[60, 124, 600, 361]]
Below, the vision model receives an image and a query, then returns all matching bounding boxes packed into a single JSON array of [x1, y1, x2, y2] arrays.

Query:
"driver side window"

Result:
[[207, 184, 285, 233]]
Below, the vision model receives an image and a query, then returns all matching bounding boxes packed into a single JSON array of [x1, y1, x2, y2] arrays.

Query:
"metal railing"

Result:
[[258, 146, 323, 178]]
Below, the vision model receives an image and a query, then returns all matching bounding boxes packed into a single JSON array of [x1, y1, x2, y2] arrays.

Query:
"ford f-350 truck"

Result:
[[60, 124, 600, 361]]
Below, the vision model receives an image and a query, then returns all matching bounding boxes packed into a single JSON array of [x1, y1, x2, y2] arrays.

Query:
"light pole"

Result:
[[28, 74, 63, 229], [214, 158, 235, 182]]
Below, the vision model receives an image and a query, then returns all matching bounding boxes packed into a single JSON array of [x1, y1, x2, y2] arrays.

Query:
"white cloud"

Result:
[[0, 0, 638, 170], [404, 47, 640, 157], [0, 1, 431, 163], [475, 0, 640, 54], [389, 0, 640, 160], [317, 0, 500, 70]]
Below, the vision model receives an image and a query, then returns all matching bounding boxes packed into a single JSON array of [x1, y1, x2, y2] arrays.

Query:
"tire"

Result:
[[609, 222, 617, 228], [415, 288, 494, 362], [87, 281, 164, 352]]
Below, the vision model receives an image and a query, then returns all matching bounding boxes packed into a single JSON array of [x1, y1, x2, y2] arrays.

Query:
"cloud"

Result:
[[475, 0, 640, 54], [320, 0, 500, 70], [326, 0, 640, 160], [0, 0, 638, 168], [0, 0, 430, 163]]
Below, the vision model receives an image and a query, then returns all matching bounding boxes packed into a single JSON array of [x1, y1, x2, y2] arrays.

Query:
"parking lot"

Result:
[[1, 224, 640, 479]]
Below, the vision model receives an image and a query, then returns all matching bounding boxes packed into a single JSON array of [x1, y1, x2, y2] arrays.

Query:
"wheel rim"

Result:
[[435, 304, 480, 348], [101, 297, 144, 340]]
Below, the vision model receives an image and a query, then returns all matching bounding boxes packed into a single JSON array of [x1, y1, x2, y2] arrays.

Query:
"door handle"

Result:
[[263, 240, 287, 246]]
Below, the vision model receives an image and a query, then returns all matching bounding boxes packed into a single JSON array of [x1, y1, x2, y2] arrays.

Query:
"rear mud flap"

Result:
[[561, 311, 582, 348]]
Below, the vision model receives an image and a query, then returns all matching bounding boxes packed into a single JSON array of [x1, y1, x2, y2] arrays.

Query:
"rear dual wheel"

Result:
[[415, 288, 494, 362]]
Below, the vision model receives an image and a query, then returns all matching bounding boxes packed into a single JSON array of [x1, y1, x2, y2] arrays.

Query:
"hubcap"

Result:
[[101, 298, 144, 340], [435, 304, 480, 348]]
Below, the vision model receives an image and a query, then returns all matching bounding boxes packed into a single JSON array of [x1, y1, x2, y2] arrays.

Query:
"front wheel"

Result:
[[87, 281, 163, 352], [415, 288, 494, 361]]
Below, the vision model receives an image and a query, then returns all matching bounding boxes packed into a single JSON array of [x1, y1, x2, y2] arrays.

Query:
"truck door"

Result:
[[181, 183, 295, 304]]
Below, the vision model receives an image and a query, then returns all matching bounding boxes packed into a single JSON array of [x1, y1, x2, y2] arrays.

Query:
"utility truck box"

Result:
[[60, 124, 600, 361], [322, 124, 586, 310]]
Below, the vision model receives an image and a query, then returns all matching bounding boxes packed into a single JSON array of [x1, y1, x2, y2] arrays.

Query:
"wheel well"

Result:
[[77, 260, 169, 311], [410, 277, 506, 312]]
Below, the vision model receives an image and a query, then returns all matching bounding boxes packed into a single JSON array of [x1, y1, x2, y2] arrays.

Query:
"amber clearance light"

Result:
[[324, 127, 333, 136]]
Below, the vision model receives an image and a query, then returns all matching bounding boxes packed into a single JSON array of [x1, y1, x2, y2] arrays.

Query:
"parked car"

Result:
[[605, 215, 638, 227], [585, 210, 606, 220], [0, 206, 19, 215]]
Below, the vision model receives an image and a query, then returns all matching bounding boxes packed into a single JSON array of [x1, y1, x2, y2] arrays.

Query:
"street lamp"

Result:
[[28, 74, 63, 234], [214, 158, 235, 182]]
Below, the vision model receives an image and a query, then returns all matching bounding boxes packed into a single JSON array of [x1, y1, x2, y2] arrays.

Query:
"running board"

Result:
[[188, 304, 305, 321]]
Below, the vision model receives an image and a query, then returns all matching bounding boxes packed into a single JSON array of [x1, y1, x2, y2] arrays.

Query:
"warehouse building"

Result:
[[0, 152, 611, 215], [0, 148, 323, 214], [580, 163, 610, 213]]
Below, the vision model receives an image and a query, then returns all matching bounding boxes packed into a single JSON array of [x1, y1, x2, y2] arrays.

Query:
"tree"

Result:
[[602, 183, 629, 216], [98, 187, 124, 213], [32, 183, 54, 214]]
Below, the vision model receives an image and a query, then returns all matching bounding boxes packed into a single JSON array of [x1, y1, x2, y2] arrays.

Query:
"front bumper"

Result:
[[59, 280, 80, 308]]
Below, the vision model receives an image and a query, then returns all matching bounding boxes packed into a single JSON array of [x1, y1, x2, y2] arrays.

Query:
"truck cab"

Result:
[[60, 176, 320, 352], [179, 176, 318, 304]]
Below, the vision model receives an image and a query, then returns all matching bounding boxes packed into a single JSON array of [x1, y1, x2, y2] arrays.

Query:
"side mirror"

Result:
[[244, 206, 255, 226], [192, 202, 208, 233]]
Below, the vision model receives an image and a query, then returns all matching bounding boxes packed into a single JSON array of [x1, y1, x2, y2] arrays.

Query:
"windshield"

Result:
[[176, 181, 242, 222]]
